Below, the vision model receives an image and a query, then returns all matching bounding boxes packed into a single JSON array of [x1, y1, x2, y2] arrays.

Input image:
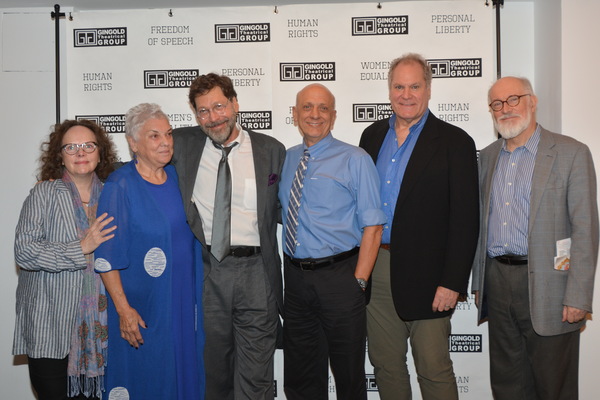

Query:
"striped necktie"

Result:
[[285, 149, 310, 256]]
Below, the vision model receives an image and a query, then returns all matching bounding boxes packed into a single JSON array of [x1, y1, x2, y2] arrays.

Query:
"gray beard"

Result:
[[203, 117, 236, 145], [494, 112, 531, 140]]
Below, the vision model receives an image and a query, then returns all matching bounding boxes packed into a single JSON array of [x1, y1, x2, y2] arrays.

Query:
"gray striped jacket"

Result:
[[13, 179, 87, 358]]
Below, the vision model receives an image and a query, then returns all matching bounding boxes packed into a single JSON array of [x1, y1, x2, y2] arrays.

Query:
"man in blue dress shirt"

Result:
[[279, 83, 385, 400], [359, 53, 479, 400]]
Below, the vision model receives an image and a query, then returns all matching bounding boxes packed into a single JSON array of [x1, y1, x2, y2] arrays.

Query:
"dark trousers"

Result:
[[487, 258, 580, 400], [283, 253, 367, 400], [28, 356, 69, 400], [27, 357, 97, 400], [203, 253, 278, 400]]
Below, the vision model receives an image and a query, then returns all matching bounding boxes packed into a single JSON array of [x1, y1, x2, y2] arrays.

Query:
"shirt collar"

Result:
[[232, 123, 246, 147], [388, 109, 430, 135], [304, 132, 333, 157], [207, 123, 245, 151], [501, 123, 541, 155]]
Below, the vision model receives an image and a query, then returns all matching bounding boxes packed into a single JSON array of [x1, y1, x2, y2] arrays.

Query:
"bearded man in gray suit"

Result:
[[172, 73, 285, 400], [472, 76, 599, 400]]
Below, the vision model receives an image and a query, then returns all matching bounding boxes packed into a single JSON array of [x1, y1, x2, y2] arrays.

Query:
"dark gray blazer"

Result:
[[360, 112, 479, 321], [172, 126, 286, 312], [472, 127, 599, 336]]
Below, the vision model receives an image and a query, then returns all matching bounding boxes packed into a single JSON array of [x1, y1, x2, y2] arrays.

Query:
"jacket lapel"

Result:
[[55, 181, 79, 239], [179, 128, 207, 245], [368, 126, 388, 163], [182, 130, 206, 205], [528, 129, 556, 234], [395, 115, 440, 209], [250, 131, 267, 234], [480, 140, 503, 241]]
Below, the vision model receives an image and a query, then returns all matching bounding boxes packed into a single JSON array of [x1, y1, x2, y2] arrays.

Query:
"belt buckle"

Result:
[[298, 261, 315, 271], [232, 247, 252, 257]]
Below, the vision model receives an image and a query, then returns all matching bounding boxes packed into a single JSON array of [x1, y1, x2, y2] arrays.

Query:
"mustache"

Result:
[[497, 113, 521, 121], [204, 119, 228, 128]]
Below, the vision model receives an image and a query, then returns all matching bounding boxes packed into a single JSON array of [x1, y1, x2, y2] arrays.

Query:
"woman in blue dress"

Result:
[[95, 103, 205, 399]]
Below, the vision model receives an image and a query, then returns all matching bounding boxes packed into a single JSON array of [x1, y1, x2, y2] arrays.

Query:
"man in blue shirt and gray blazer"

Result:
[[279, 83, 385, 400], [472, 76, 598, 399]]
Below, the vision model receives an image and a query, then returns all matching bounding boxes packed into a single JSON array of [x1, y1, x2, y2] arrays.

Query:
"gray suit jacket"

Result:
[[14, 179, 87, 358], [172, 126, 286, 312], [472, 127, 599, 336]]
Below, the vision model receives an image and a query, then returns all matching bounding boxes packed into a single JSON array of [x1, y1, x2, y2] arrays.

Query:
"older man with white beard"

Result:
[[472, 76, 599, 400]]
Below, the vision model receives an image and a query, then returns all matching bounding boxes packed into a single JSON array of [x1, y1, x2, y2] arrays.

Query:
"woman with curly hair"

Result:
[[13, 119, 118, 400]]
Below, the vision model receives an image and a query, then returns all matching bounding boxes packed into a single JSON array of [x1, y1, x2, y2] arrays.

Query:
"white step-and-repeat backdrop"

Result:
[[66, 2, 495, 398]]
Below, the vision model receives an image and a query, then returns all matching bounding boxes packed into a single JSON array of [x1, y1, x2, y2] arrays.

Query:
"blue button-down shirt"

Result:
[[279, 133, 386, 259], [487, 124, 541, 257], [376, 110, 429, 244]]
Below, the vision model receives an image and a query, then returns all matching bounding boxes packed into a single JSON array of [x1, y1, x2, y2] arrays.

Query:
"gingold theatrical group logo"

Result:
[[449, 334, 482, 353], [352, 103, 394, 123], [76, 115, 126, 133], [428, 58, 483, 78], [279, 62, 335, 82], [352, 15, 408, 36], [73, 27, 127, 47], [144, 69, 199, 89], [237, 111, 272, 130], [215, 23, 270, 43]]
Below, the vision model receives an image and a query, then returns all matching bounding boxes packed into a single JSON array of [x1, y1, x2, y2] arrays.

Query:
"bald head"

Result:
[[488, 76, 534, 103], [293, 84, 337, 147], [295, 84, 336, 109]]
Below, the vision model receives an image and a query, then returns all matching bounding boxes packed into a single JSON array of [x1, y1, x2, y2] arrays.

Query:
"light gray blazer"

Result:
[[13, 179, 87, 358], [472, 127, 599, 336]]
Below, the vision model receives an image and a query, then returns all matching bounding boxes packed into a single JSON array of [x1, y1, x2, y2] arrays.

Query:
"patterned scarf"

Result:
[[62, 171, 108, 398]]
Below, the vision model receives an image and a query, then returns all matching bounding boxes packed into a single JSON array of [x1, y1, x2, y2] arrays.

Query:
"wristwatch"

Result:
[[357, 278, 368, 291]]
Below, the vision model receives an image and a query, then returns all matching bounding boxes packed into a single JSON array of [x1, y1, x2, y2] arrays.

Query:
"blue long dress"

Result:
[[94, 162, 205, 399]]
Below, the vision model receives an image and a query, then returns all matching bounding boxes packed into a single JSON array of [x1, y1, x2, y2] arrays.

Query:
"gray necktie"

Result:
[[211, 141, 237, 262]]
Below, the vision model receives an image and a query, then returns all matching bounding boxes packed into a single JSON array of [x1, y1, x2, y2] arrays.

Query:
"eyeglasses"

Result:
[[196, 99, 230, 120], [489, 94, 531, 112], [61, 142, 98, 155]]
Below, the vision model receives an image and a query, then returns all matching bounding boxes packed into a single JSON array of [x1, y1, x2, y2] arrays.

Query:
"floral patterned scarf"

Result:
[[62, 171, 108, 398]]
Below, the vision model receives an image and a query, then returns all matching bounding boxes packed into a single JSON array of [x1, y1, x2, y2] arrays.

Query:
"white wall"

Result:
[[502, 0, 600, 396], [0, 8, 62, 400], [534, 0, 562, 132], [561, 0, 600, 397], [2, 1, 599, 399], [500, 2, 534, 80]]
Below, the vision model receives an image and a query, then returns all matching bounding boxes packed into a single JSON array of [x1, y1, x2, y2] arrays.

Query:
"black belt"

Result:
[[285, 247, 359, 270], [206, 245, 261, 258], [494, 254, 528, 265]]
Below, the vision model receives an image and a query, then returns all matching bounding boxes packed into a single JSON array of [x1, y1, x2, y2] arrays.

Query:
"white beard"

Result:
[[493, 112, 531, 140]]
